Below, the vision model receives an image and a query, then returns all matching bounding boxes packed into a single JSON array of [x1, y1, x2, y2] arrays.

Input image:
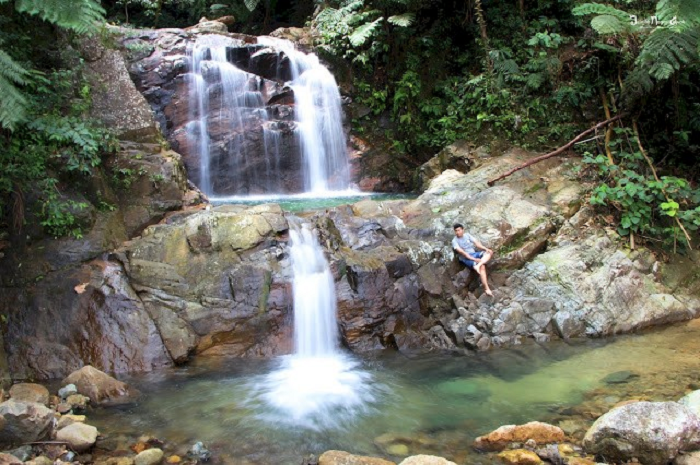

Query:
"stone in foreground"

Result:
[[55, 422, 98, 452], [319, 450, 396, 465], [62, 365, 136, 405], [0, 400, 55, 447], [497, 449, 542, 464], [398, 456, 457, 465], [8, 383, 50, 406], [135, 448, 164, 465], [583, 401, 700, 465], [473, 421, 566, 452]]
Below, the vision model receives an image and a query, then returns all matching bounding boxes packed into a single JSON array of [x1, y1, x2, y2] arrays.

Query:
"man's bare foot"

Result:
[[473, 262, 482, 273], [485, 289, 494, 297]]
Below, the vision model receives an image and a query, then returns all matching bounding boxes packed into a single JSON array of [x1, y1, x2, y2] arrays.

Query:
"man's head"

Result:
[[453, 223, 464, 237]]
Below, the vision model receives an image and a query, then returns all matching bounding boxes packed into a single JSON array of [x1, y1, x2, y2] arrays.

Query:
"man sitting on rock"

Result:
[[452, 223, 494, 296]]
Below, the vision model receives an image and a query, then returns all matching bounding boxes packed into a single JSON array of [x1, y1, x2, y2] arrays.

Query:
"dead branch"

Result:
[[487, 113, 627, 186]]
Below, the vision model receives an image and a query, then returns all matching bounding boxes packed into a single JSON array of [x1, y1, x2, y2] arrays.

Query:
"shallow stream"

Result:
[[89, 320, 700, 464]]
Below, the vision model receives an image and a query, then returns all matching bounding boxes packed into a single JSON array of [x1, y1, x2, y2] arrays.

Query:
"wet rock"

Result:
[[473, 422, 566, 452], [58, 384, 78, 400], [0, 453, 22, 464], [602, 370, 639, 384], [57, 414, 86, 430], [319, 450, 396, 465], [675, 451, 700, 465], [397, 456, 457, 465], [583, 401, 700, 464], [135, 448, 164, 465], [0, 399, 55, 447], [188, 441, 211, 462], [497, 449, 542, 464], [680, 390, 700, 417], [56, 422, 98, 452], [5, 445, 32, 461], [66, 393, 90, 410], [8, 383, 49, 405], [62, 366, 136, 405], [25, 456, 53, 465]]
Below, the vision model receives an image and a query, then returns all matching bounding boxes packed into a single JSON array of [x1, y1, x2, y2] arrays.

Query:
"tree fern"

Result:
[[0, 50, 28, 130], [387, 13, 415, 27], [590, 15, 631, 34], [655, 0, 700, 25], [636, 26, 700, 79], [572, 3, 630, 22], [349, 17, 383, 46], [10, 0, 105, 34]]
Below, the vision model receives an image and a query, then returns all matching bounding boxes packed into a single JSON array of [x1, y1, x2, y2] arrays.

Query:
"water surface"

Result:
[[90, 321, 700, 464]]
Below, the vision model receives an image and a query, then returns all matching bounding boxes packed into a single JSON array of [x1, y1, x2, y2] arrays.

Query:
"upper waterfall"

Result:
[[185, 34, 351, 198]]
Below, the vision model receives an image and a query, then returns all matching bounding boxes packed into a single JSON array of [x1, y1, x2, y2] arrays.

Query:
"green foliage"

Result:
[[0, 65, 117, 238], [583, 129, 700, 248], [2, 0, 105, 34], [0, 49, 28, 130]]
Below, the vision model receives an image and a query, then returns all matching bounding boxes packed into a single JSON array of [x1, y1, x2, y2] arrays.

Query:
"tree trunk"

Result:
[[474, 0, 491, 71]]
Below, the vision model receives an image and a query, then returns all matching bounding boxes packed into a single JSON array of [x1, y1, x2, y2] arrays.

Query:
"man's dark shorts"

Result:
[[458, 251, 485, 270]]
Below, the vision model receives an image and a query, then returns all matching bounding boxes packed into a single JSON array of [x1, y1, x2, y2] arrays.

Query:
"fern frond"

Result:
[[656, 0, 700, 26], [572, 3, 630, 21], [0, 50, 29, 85], [0, 75, 27, 130], [636, 26, 700, 78], [387, 13, 415, 27], [244, 0, 261, 12], [349, 17, 383, 46], [590, 15, 630, 34], [593, 42, 620, 53], [526, 72, 545, 89], [316, 7, 342, 23], [14, 0, 105, 34]]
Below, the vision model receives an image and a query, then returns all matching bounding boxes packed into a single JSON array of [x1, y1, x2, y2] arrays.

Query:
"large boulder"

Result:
[[0, 400, 55, 447], [473, 421, 566, 452], [62, 366, 136, 405], [583, 401, 700, 464], [680, 390, 700, 417]]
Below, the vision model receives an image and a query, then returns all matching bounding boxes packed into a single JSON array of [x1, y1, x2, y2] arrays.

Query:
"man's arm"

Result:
[[473, 238, 493, 254], [454, 244, 480, 261]]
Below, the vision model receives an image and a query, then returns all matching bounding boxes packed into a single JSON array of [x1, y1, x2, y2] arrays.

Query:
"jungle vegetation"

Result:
[[0, 0, 698, 251]]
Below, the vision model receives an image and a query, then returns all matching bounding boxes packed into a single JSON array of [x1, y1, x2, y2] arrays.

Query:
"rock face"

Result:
[[0, 400, 55, 447], [582, 401, 700, 464], [120, 25, 346, 196]]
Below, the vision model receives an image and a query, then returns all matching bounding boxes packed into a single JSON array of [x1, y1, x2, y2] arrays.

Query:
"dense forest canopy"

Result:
[[0, 0, 698, 251]]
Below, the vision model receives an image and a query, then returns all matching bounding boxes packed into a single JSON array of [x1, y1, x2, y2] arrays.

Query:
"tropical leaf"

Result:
[[526, 72, 545, 89], [636, 26, 700, 77], [244, 0, 261, 12], [593, 42, 621, 53], [14, 0, 105, 34], [387, 13, 415, 27], [656, 0, 700, 26], [0, 50, 29, 130], [572, 3, 630, 21], [590, 15, 630, 34], [349, 17, 383, 46]]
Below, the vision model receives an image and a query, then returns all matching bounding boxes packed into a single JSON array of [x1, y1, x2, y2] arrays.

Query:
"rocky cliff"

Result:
[[1, 22, 699, 381]]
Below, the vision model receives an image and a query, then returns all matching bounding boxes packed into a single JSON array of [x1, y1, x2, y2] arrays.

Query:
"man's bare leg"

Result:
[[478, 266, 493, 296]]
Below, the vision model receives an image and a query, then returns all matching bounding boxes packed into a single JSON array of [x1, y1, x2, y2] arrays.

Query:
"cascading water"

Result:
[[249, 222, 378, 430], [187, 35, 351, 198]]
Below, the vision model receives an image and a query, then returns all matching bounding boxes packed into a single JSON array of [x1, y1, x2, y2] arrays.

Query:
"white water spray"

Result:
[[250, 223, 377, 430]]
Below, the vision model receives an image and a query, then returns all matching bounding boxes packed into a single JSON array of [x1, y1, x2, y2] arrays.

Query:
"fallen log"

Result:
[[486, 113, 627, 186]]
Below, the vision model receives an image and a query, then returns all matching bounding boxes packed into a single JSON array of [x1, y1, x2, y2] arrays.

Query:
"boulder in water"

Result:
[[62, 365, 136, 405], [473, 421, 566, 452], [583, 401, 700, 464], [55, 422, 98, 452], [680, 390, 700, 417], [496, 449, 542, 465]]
